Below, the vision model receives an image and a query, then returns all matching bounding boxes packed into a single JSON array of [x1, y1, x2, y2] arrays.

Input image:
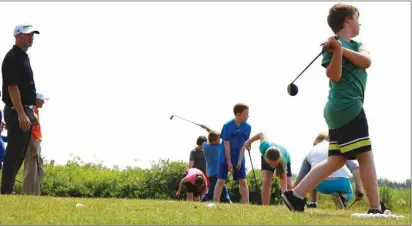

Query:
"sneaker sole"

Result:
[[281, 194, 295, 211], [331, 192, 345, 210]]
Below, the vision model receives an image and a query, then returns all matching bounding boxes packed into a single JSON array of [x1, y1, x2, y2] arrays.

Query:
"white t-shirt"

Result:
[[307, 141, 357, 178]]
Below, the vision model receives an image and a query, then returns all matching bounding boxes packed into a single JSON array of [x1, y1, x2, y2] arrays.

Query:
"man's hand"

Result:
[[18, 112, 31, 132]]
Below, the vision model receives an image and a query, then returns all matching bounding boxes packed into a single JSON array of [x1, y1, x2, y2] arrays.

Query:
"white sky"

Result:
[[0, 2, 410, 182]]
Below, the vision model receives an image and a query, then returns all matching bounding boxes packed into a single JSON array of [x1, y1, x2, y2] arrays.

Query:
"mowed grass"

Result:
[[0, 195, 410, 225]]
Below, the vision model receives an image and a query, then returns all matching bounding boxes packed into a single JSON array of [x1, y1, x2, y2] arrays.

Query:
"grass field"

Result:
[[0, 195, 410, 225]]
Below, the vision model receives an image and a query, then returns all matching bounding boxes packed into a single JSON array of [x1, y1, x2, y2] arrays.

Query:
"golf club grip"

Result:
[[320, 36, 339, 54]]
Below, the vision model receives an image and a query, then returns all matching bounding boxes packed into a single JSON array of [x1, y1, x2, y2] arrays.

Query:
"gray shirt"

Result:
[[189, 148, 206, 174]]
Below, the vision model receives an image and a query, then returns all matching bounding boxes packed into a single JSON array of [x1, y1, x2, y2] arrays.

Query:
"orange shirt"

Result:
[[31, 107, 42, 141]]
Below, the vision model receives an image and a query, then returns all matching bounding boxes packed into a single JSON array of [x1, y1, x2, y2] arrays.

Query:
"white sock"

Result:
[[371, 206, 382, 211], [293, 190, 304, 200]]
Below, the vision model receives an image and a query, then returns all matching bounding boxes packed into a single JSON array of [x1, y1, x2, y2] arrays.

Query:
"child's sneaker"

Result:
[[367, 200, 388, 214], [331, 192, 347, 209], [307, 202, 318, 208], [281, 190, 307, 212]]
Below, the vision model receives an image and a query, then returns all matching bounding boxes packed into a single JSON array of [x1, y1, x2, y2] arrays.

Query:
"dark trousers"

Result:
[[1, 105, 34, 194], [201, 176, 232, 203]]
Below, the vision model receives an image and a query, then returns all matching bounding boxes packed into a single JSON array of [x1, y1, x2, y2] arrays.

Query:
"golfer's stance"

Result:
[[176, 168, 208, 202], [282, 3, 388, 214], [294, 133, 364, 209], [241, 132, 293, 205]]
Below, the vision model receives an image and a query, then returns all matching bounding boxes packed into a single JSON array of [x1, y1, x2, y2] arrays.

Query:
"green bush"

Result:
[[380, 186, 393, 209], [8, 156, 410, 212]]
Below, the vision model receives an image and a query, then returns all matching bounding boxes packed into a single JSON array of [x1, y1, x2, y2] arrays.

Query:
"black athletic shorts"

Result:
[[328, 108, 372, 160], [185, 182, 202, 197], [261, 156, 292, 177]]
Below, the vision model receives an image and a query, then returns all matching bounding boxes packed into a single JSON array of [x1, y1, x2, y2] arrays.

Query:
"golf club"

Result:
[[170, 115, 201, 127], [287, 36, 339, 96], [348, 199, 358, 209], [348, 192, 364, 209], [247, 148, 261, 205]]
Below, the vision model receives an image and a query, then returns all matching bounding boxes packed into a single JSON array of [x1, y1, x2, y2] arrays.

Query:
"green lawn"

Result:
[[0, 195, 410, 225]]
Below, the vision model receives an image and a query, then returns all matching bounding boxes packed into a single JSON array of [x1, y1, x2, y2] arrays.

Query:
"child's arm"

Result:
[[244, 132, 267, 149], [176, 177, 187, 197], [324, 36, 343, 83], [224, 141, 232, 170], [220, 125, 233, 171], [200, 125, 212, 133], [237, 132, 267, 170], [342, 46, 371, 69], [279, 173, 288, 194]]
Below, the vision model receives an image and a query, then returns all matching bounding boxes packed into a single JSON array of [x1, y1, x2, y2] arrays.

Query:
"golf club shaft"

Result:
[[290, 36, 338, 84], [248, 150, 259, 192], [291, 50, 325, 84], [348, 199, 357, 208], [173, 115, 201, 126]]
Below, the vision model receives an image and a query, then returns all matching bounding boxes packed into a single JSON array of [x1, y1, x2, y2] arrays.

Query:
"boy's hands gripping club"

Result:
[[321, 35, 342, 52]]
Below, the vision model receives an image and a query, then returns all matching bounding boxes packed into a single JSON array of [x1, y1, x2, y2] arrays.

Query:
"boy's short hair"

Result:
[[327, 3, 359, 34], [208, 130, 220, 143], [233, 103, 249, 115], [196, 136, 207, 146], [265, 147, 285, 177]]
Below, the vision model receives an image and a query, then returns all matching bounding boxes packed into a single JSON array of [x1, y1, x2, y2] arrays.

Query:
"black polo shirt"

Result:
[[1, 45, 36, 107]]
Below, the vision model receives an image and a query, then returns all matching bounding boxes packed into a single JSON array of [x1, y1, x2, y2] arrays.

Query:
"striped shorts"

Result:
[[328, 108, 372, 160]]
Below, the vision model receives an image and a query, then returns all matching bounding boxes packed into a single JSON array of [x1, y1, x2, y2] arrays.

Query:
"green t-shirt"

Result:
[[321, 38, 368, 130]]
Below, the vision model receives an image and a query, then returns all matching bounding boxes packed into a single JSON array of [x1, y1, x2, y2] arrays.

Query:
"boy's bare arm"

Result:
[[224, 141, 232, 164], [280, 174, 288, 194], [342, 47, 371, 69], [326, 48, 343, 83], [244, 132, 267, 149], [200, 125, 212, 133]]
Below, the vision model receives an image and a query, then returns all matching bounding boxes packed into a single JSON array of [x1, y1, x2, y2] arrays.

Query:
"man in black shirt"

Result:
[[1, 24, 40, 194]]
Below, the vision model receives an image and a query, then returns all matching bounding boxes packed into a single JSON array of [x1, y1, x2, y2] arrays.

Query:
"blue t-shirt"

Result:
[[202, 142, 222, 177], [259, 141, 291, 165], [219, 119, 251, 164]]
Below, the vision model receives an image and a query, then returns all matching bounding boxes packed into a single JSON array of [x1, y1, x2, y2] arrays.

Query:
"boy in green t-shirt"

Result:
[[281, 3, 387, 214]]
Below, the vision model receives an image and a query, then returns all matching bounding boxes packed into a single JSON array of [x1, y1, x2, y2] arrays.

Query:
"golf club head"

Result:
[[287, 83, 298, 96], [170, 115, 174, 120]]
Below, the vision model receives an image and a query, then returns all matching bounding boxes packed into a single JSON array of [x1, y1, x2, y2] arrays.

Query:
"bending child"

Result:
[[241, 132, 292, 205]]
